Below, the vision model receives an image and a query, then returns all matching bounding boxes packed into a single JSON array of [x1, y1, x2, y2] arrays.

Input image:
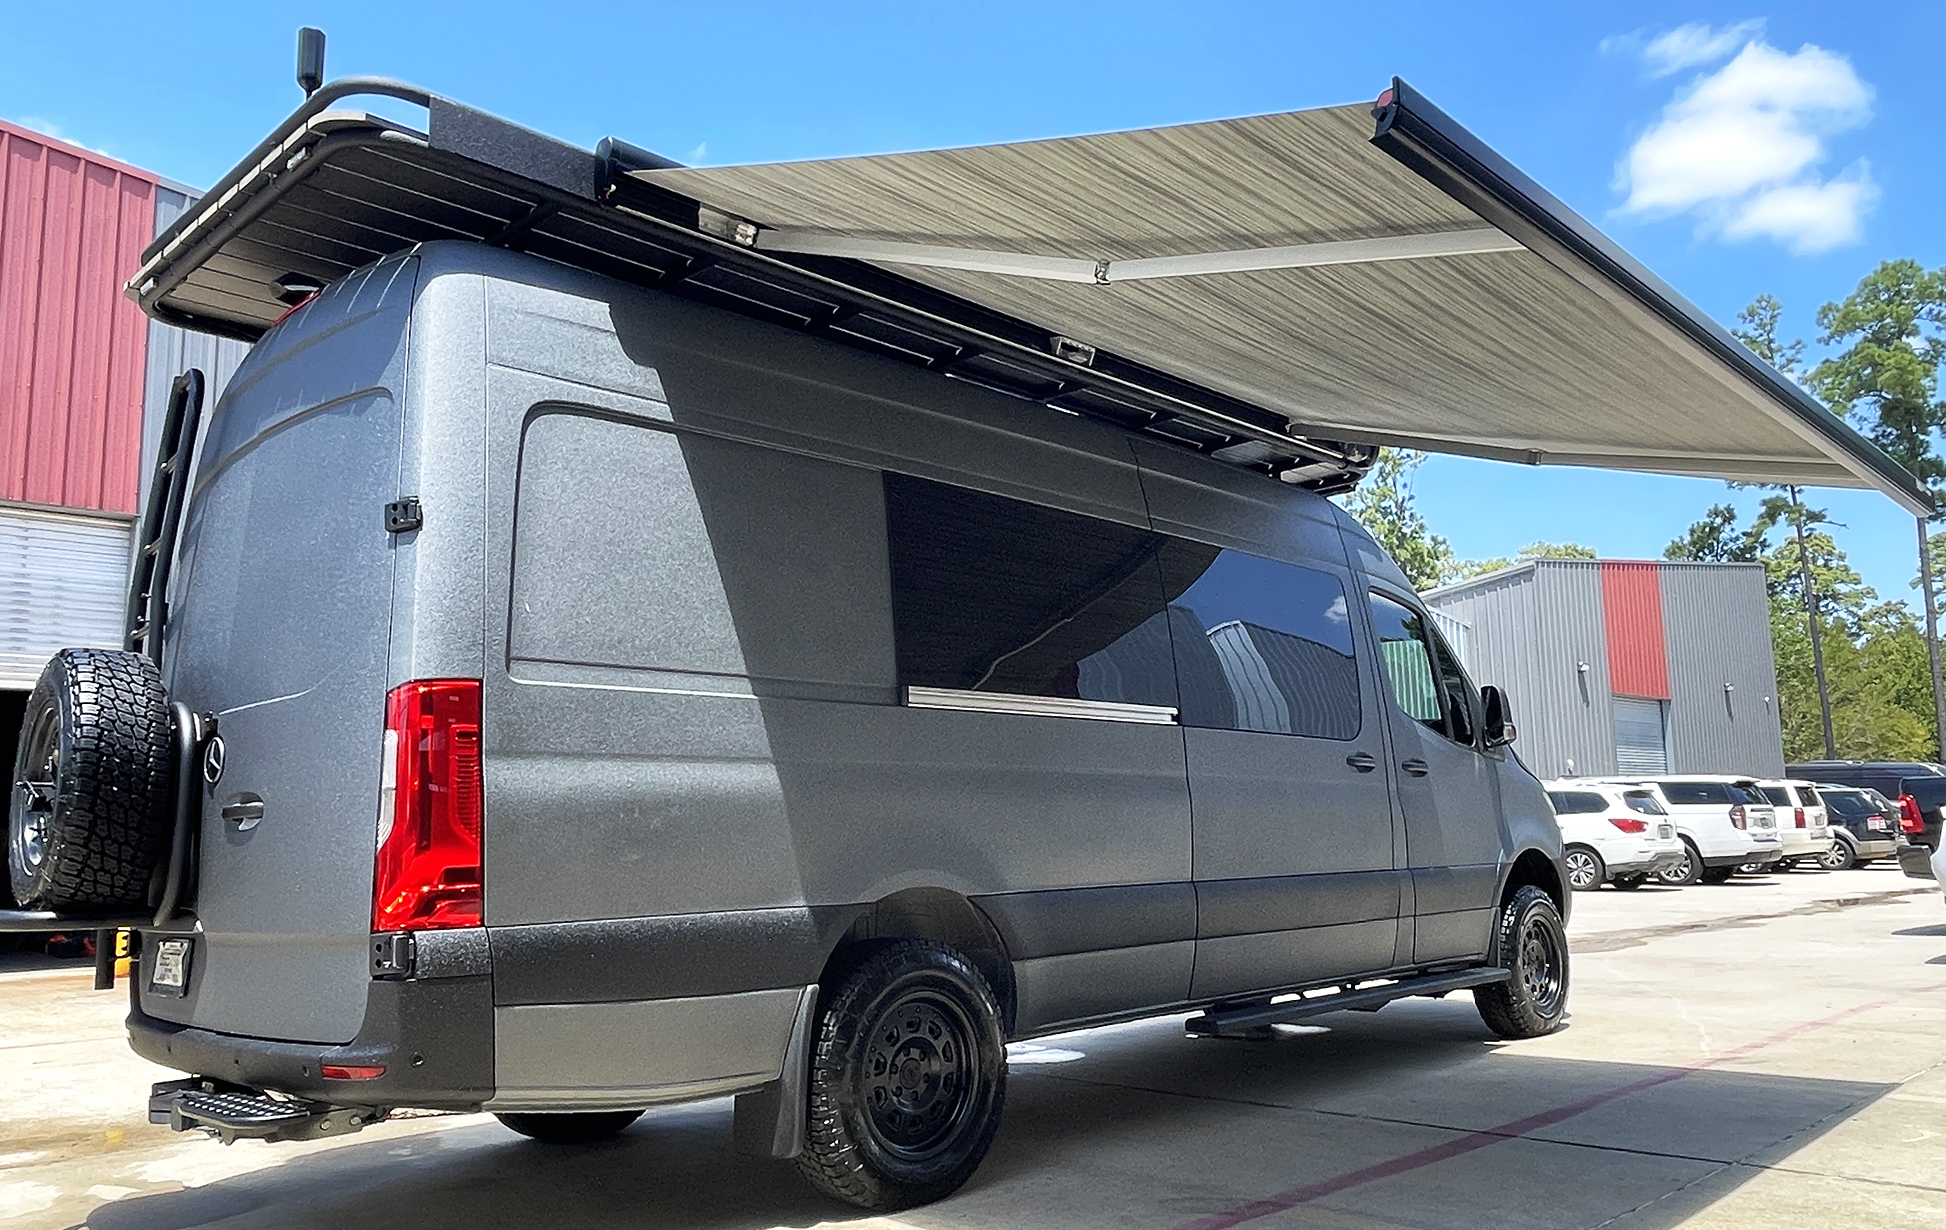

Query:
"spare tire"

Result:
[[9, 649, 174, 912]]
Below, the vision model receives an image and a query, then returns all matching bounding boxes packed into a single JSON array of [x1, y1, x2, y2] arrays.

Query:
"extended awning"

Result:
[[639, 81, 1926, 514], [126, 78, 1927, 513]]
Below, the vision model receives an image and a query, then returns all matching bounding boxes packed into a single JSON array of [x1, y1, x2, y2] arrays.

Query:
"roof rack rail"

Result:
[[126, 79, 1376, 494]]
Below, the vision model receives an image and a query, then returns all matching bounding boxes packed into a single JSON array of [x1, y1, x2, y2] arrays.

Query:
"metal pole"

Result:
[[1919, 515, 1946, 761], [1788, 488, 1836, 758]]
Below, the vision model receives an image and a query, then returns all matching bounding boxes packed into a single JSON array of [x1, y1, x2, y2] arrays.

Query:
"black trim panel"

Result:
[[489, 906, 861, 1006], [1197, 870, 1404, 938], [127, 965, 494, 1111], [972, 883, 1195, 960], [1411, 864, 1499, 916]]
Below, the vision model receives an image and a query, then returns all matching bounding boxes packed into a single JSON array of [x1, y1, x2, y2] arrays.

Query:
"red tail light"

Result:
[[1607, 817, 1649, 834], [321, 1064, 386, 1081], [1899, 795, 1925, 834], [1729, 804, 1748, 830], [1793, 806, 1806, 828], [374, 680, 483, 932]]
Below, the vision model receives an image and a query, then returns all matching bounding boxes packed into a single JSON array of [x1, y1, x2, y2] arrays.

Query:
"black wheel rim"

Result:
[[1564, 851, 1598, 889], [859, 988, 980, 1161], [10, 704, 58, 879], [1516, 913, 1566, 1017]]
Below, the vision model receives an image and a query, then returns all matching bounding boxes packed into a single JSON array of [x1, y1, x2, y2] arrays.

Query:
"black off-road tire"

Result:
[[796, 940, 1007, 1211], [8, 649, 173, 912], [494, 1110, 642, 1143], [1475, 886, 1569, 1040], [1657, 839, 1703, 886]]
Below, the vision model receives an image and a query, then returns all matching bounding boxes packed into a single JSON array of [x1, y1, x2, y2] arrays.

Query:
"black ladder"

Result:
[[124, 369, 205, 662]]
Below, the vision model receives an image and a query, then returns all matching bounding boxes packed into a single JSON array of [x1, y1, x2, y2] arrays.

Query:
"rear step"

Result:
[[149, 1078, 384, 1144], [1185, 967, 1511, 1038]]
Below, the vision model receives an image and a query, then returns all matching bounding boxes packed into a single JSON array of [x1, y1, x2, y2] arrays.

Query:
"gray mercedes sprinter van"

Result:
[[9, 240, 1566, 1209]]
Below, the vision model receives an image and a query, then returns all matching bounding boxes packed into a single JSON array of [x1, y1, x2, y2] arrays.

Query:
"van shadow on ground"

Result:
[[85, 1000, 1892, 1230]]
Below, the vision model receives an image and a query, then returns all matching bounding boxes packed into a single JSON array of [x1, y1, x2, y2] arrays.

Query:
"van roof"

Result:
[[126, 77, 1929, 515]]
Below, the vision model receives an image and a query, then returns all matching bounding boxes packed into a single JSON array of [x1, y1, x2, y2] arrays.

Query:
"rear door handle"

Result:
[[1400, 759, 1430, 777], [1345, 751, 1377, 773]]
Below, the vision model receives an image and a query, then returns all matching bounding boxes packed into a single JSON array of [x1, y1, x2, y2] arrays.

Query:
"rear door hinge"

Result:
[[384, 497, 423, 534]]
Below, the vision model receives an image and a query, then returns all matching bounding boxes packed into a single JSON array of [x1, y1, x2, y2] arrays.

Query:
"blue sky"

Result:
[[5, 3, 1941, 606]]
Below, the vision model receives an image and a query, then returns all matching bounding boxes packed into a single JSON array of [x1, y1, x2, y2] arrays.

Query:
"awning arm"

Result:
[[741, 219, 1522, 285]]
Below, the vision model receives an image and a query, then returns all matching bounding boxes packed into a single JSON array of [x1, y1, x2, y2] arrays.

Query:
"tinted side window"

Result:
[[1623, 790, 1668, 816], [1757, 785, 1791, 806], [1367, 591, 1470, 745], [1548, 791, 1609, 815], [1799, 785, 1823, 807], [1824, 791, 1869, 817], [1659, 781, 1731, 805], [884, 473, 1176, 708], [1158, 542, 1360, 739]]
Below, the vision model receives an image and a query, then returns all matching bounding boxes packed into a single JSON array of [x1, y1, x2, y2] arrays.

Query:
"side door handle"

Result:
[[1345, 751, 1377, 773], [1400, 759, 1430, 777]]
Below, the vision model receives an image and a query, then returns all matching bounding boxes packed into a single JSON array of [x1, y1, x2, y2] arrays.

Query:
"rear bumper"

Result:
[[1704, 847, 1779, 868], [1849, 836, 1899, 859], [1606, 851, 1685, 877], [127, 932, 495, 1111], [1777, 831, 1833, 859]]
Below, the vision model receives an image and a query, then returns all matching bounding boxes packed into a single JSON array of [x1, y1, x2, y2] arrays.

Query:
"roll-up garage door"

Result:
[[1612, 697, 1668, 775], [0, 507, 131, 688]]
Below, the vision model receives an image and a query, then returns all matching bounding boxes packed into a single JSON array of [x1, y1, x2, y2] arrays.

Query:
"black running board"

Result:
[[149, 1078, 383, 1145], [1185, 967, 1511, 1037]]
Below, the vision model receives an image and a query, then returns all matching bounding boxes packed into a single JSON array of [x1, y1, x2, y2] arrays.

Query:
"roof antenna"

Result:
[[296, 27, 326, 98]]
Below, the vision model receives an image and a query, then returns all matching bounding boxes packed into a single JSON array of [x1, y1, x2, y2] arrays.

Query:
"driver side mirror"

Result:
[[1481, 685, 1517, 748]]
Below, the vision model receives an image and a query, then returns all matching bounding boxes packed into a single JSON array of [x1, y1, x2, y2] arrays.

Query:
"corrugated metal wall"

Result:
[[1599, 561, 1671, 698], [1659, 562, 1784, 776], [0, 119, 156, 514], [1427, 559, 1782, 780]]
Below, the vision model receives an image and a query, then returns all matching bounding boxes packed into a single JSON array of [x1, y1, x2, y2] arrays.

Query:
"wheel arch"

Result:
[[817, 886, 1017, 1035], [1499, 846, 1567, 920]]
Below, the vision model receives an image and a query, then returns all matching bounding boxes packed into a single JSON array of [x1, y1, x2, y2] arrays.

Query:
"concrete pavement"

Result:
[[2, 863, 1943, 1229]]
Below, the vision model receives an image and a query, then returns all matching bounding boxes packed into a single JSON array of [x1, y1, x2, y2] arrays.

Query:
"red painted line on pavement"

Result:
[[1171, 984, 1946, 1230]]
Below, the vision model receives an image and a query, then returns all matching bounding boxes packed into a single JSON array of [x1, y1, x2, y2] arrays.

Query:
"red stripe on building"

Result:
[[0, 118, 157, 514], [1600, 561, 1669, 699]]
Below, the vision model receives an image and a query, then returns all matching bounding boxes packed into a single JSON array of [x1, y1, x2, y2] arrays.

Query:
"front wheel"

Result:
[[495, 1110, 642, 1143], [1657, 840, 1703, 886], [1562, 846, 1604, 892], [1475, 886, 1569, 1039], [797, 941, 1007, 1210]]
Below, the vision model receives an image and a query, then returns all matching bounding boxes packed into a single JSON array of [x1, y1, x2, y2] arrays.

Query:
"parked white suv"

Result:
[[1753, 780, 1833, 870], [1588, 777, 1782, 885], [1544, 782, 1686, 890]]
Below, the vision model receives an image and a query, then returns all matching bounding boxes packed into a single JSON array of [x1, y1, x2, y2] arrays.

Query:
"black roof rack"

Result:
[[128, 79, 1375, 494]]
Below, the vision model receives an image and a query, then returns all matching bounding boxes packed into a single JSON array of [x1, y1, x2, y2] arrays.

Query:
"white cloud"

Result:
[[1617, 40, 1876, 253], [1721, 166, 1877, 252], [1641, 20, 1765, 77], [11, 116, 67, 141]]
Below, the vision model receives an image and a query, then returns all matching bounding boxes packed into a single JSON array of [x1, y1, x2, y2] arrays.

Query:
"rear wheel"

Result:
[[8, 649, 173, 912], [797, 940, 1007, 1210], [495, 1110, 642, 1143], [1775, 857, 1800, 872], [1562, 846, 1604, 891], [1819, 841, 1855, 871], [1611, 873, 1648, 890], [1700, 866, 1737, 884], [1475, 886, 1569, 1039], [1657, 839, 1703, 886]]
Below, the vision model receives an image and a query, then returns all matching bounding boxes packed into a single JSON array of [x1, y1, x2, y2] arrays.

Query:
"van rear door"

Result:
[[141, 258, 417, 1045]]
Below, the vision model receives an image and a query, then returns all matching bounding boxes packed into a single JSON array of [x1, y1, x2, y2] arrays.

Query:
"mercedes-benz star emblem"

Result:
[[202, 736, 226, 786]]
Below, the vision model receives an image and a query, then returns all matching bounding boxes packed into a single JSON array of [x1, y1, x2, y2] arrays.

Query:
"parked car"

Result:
[[1813, 785, 1902, 870], [1589, 777, 1782, 885], [4, 221, 1573, 1208], [1788, 761, 1946, 799], [1543, 782, 1685, 890], [1753, 780, 1832, 870], [1795, 764, 1946, 881]]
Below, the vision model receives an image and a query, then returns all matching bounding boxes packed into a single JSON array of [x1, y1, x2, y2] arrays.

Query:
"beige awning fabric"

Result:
[[639, 87, 1926, 515]]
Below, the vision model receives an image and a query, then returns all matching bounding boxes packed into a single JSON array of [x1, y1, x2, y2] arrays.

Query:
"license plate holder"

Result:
[[149, 937, 192, 997]]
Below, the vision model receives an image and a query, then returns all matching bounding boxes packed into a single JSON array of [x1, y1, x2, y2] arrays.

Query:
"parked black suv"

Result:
[[1812, 785, 1901, 870], [1794, 763, 1946, 879]]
